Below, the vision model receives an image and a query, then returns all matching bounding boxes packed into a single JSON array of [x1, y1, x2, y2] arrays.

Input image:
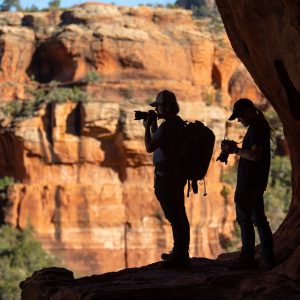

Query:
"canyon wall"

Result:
[[216, 0, 300, 280], [0, 3, 262, 275]]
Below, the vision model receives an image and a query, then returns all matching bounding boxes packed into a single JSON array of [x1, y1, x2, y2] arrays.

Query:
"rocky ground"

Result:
[[20, 254, 300, 300]]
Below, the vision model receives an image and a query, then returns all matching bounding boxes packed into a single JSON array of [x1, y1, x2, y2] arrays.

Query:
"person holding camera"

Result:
[[221, 98, 275, 270], [143, 90, 190, 268]]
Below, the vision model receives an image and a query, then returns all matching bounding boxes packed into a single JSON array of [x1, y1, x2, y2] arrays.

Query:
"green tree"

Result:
[[0, 226, 57, 300], [48, 0, 60, 10], [264, 155, 291, 232], [24, 4, 39, 12], [0, 0, 22, 11], [0, 176, 14, 190]]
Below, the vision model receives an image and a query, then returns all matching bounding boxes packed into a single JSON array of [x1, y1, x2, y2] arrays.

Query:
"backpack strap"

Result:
[[187, 179, 208, 197], [192, 179, 198, 194], [203, 178, 207, 196], [187, 179, 191, 197]]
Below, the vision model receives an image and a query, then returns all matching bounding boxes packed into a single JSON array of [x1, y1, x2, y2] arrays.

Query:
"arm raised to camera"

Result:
[[144, 111, 159, 153]]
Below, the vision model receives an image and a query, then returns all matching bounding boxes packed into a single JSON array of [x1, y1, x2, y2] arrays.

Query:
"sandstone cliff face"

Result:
[[0, 4, 261, 275], [216, 0, 300, 281]]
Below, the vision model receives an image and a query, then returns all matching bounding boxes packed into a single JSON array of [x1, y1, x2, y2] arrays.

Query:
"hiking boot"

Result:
[[161, 250, 173, 261], [229, 256, 258, 270], [160, 252, 190, 269]]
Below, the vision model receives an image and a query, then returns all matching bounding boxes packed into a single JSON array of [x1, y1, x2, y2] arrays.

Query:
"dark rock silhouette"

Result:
[[20, 257, 300, 299], [274, 59, 300, 121]]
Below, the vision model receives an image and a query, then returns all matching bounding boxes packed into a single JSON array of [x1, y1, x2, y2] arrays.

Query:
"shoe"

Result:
[[160, 252, 190, 269], [229, 256, 258, 270], [161, 250, 173, 261]]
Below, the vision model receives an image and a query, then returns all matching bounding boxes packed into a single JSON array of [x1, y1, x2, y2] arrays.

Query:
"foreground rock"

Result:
[[20, 257, 300, 300]]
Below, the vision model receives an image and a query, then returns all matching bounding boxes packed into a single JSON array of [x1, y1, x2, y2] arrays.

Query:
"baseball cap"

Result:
[[228, 98, 256, 121], [149, 90, 177, 107]]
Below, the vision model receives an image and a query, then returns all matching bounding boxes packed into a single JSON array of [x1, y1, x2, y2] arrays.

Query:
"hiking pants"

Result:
[[154, 171, 190, 255], [235, 187, 274, 259]]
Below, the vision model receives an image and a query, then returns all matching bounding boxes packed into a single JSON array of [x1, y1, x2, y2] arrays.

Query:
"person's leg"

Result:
[[155, 175, 190, 266], [170, 185, 190, 256], [251, 189, 275, 267], [155, 175, 186, 254], [235, 187, 256, 259]]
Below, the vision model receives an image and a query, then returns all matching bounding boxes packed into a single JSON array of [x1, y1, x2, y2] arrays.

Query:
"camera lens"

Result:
[[134, 111, 149, 120]]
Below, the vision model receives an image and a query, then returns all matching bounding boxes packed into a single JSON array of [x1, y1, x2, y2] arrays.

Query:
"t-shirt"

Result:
[[152, 116, 185, 167], [237, 118, 271, 191]]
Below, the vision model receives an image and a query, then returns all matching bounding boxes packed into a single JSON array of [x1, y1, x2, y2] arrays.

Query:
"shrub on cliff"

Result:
[[1, 101, 23, 118], [1, 99, 42, 119], [0, 83, 88, 120], [0, 177, 14, 190], [191, 5, 225, 34], [29, 82, 88, 105], [264, 155, 291, 231], [23, 4, 39, 12], [0, 0, 22, 11], [43, 86, 87, 104], [82, 71, 102, 83], [0, 225, 57, 300], [0, 176, 15, 201], [48, 0, 60, 11]]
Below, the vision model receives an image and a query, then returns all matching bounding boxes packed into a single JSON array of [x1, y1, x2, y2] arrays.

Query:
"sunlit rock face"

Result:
[[216, 0, 300, 280], [0, 3, 261, 275]]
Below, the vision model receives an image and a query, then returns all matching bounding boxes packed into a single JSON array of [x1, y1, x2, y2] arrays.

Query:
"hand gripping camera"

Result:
[[216, 139, 237, 165]]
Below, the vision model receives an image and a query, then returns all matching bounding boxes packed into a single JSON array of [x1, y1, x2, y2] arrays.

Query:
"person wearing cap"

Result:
[[144, 90, 190, 268], [221, 98, 275, 270]]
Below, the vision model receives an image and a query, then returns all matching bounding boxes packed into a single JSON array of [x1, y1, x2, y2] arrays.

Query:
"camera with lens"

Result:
[[216, 139, 237, 165], [134, 110, 156, 120]]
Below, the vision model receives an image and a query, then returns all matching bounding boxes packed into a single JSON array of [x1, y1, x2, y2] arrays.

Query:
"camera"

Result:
[[216, 139, 237, 165], [134, 110, 156, 120]]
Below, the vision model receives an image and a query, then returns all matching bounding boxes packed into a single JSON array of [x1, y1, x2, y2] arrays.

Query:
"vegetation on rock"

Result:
[[0, 177, 56, 300], [0, 226, 57, 300], [191, 5, 225, 34], [0, 73, 101, 119], [48, 0, 60, 10], [0, 0, 21, 11], [82, 71, 102, 84]]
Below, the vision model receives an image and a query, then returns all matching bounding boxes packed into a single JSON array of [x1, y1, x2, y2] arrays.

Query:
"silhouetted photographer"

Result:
[[221, 98, 275, 270], [143, 90, 190, 268]]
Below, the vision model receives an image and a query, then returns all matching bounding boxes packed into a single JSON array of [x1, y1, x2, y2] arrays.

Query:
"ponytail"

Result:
[[255, 107, 268, 123], [256, 107, 275, 143]]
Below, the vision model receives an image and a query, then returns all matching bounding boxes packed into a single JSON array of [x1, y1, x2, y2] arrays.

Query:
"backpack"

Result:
[[178, 121, 215, 197]]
